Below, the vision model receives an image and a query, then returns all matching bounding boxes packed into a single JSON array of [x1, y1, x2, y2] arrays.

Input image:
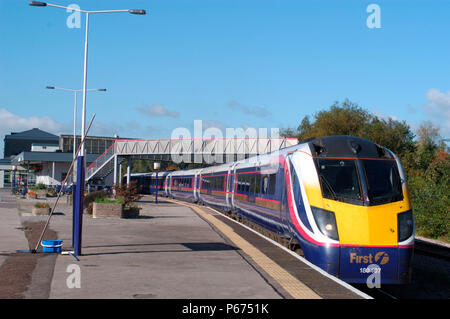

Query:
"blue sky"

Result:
[[1, 0, 449, 157]]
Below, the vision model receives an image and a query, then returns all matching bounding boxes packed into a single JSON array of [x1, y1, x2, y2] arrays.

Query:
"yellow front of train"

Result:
[[290, 136, 414, 284]]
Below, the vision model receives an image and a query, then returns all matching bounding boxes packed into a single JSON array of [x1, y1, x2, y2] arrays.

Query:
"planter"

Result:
[[92, 202, 123, 218], [32, 206, 51, 216], [35, 190, 47, 199], [92, 202, 140, 219]]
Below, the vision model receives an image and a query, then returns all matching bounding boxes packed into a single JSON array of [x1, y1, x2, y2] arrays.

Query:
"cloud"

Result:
[[0, 108, 71, 158], [0, 108, 68, 133], [374, 110, 400, 122], [137, 104, 180, 118], [227, 100, 272, 118], [424, 88, 450, 136]]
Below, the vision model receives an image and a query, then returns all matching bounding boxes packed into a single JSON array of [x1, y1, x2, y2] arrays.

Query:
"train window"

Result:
[[255, 174, 261, 194], [249, 174, 256, 194], [316, 159, 361, 202], [268, 174, 276, 195], [362, 159, 403, 204], [262, 175, 269, 194], [245, 174, 250, 193], [237, 174, 244, 192]]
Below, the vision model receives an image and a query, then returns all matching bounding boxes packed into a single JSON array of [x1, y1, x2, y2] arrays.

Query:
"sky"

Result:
[[1, 0, 449, 158]]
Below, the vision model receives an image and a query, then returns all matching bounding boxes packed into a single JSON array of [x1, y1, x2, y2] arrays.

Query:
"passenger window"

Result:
[[255, 174, 261, 194], [262, 175, 269, 194], [269, 174, 276, 195]]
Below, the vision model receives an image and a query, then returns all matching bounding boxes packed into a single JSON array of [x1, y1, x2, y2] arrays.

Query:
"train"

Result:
[[131, 135, 414, 284]]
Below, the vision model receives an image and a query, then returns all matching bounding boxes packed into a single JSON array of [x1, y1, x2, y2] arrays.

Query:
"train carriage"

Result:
[[135, 135, 414, 284], [167, 169, 201, 202]]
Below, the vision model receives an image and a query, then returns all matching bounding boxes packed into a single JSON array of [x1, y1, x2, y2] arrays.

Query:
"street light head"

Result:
[[129, 9, 146, 15], [29, 1, 47, 6], [98, 88, 107, 91], [46, 86, 55, 89]]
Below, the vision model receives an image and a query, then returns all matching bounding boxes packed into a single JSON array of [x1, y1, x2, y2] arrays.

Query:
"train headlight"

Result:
[[311, 206, 339, 241], [398, 210, 414, 242]]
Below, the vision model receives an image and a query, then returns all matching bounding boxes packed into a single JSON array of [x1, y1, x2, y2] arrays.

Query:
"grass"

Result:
[[93, 197, 124, 204]]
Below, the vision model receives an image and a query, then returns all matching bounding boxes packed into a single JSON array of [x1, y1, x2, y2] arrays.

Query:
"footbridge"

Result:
[[85, 137, 299, 185]]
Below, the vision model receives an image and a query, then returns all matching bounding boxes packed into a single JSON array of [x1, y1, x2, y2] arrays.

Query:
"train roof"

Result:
[[307, 135, 394, 159]]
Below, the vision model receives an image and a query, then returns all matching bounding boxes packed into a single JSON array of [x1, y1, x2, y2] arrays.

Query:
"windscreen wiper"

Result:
[[319, 175, 338, 200]]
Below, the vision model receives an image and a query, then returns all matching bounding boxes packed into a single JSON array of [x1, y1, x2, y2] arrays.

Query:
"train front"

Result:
[[289, 136, 414, 284]]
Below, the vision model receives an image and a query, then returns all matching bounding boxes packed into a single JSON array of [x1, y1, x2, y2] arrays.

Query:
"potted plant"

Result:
[[91, 196, 124, 218], [32, 202, 51, 215], [113, 181, 143, 218], [29, 183, 47, 198]]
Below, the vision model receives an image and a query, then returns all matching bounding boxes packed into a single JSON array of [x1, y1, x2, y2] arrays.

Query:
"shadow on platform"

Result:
[[81, 242, 239, 256]]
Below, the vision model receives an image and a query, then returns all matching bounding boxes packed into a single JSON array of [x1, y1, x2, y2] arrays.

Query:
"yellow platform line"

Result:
[[171, 200, 321, 299]]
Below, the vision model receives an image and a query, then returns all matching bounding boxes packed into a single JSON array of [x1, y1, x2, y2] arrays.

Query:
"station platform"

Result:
[[0, 191, 369, 300]]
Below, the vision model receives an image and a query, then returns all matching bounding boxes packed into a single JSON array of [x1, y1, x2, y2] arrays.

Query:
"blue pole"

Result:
[[72, 183, 77, 248], [74, 156, 85, 256], [155, 169, 158, 204]]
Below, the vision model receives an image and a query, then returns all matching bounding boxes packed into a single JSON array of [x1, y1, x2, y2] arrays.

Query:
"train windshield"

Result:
[[316, 159, 362, 204], [315, 158, 403, 206], [361, 159, 403, 205]]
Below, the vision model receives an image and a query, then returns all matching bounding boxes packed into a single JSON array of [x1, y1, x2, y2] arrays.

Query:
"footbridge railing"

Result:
[[86, 137, 299, 182]]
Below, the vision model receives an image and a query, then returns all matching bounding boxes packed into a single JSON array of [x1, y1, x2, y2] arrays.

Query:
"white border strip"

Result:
[[202, 205, 373, 300]]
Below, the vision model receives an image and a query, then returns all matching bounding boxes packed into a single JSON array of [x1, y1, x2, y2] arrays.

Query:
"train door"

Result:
[[247, 169, 256, 204], [281, 154, 293, 234], [230, 163, 239, 210], [193, 172, 198, 201], [279, 158, 289, 229], [225, 164, 235, 211]]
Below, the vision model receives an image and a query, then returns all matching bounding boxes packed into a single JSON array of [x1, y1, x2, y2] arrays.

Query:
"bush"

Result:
[[408, 152, 449, 240], [94, 197, 124, 204], [113, 181, 143, 208], [30, 183, 47, 190]]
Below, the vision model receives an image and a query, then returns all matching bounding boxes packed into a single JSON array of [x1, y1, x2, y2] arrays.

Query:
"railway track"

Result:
[[414, 237, 450, 261]]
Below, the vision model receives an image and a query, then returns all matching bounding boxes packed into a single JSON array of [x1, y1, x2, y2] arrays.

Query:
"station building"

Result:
[[1, 128, 124, 189]]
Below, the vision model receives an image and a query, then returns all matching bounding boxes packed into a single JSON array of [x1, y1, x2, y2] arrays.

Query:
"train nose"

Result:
[[339, 246, 400, 284]]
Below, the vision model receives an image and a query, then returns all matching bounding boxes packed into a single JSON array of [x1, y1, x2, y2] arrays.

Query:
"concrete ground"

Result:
[[0, 189, 30, 258], [24, 196, 282, 299], [1, 191, 366, 300]]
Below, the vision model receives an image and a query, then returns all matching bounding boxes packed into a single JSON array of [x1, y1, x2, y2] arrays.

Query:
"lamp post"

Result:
[[11, 165, 16, 194], [46, 86, 106, 162], [154, 162, 160, 204], [31, 1, 146, 256], [46, 86, 105, 248]]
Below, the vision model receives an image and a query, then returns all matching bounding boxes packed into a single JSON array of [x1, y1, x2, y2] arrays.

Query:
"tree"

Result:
[[415, 121, 443, 171], [363, 117, 415, 158], [288, 99, 415, 159], [296, 100, 372, 141]]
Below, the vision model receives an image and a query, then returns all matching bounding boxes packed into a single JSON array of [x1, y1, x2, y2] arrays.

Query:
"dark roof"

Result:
[[308, 135, 394, 159], [12, 152, 101, 164], [6, 128, 58, 141], [0, 158, 12, 165]]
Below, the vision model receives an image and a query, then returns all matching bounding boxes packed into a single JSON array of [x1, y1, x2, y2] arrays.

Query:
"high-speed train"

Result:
[[140, 135, 414, 284]]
